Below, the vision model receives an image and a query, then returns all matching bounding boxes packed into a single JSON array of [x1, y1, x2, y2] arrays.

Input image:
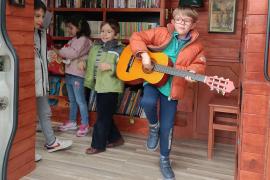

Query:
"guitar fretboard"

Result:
[[154, 64, 206, 82]]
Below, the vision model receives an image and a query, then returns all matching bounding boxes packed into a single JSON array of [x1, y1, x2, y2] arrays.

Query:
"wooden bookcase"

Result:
[[47, 0, 167, 41], [46, 0, 168, 132]]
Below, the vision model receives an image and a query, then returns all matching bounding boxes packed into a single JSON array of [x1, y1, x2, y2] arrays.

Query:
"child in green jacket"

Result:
[[84, 20, 124, 154]]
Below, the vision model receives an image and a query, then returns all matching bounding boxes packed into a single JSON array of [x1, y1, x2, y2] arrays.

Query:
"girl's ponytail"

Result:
[[78, 19, 91, 38]]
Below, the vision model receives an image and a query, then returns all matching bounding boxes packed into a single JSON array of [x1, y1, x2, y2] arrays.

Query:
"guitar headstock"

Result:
[[205, 76, 235, 95]]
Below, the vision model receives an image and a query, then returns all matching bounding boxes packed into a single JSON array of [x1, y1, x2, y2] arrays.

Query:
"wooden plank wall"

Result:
[[6, 1, 36, 179], [239, 0, 270, 179], [169, 0, 243, 141]]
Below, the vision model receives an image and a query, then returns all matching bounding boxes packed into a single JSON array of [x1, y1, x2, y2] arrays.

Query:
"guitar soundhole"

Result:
[[126, 56, 135, 72]]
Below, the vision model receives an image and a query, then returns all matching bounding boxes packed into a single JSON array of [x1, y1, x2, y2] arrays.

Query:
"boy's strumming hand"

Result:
[[141, 52, 153, 71], [185, 70, 196, 83], [98, 62, 111, 71]]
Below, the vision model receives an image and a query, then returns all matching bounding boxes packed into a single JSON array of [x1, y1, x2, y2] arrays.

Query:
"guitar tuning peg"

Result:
[[222, 91, 225, 96]]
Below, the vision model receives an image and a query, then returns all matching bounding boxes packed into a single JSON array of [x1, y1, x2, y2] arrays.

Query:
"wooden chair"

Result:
[[207, 95, 240, 160]]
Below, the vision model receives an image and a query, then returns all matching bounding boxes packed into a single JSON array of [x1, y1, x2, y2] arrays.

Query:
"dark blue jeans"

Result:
[[65, 74, 89, 125], [140, 84, 178, 157], [91, 93, 122, 150]]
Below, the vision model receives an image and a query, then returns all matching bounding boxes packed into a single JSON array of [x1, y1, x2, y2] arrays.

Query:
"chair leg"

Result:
[[208, 107, 214, 160], [234, 119, 239, 180], [234, 131, 238, 180]]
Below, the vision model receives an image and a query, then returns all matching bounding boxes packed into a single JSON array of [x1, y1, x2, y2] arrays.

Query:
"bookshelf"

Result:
[[46, 0, 167, 41], [46, 0, 168, 125]]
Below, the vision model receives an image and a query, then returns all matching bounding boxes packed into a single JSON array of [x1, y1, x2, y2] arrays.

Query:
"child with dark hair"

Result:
[[65, 16, 91, 38], [34, 0, 72, 159], [84, 20, 124, 154], [57, 16, 92, 137]]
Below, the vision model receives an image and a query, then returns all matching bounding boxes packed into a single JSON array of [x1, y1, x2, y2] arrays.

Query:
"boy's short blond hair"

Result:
[[173, 7, 198, 22]]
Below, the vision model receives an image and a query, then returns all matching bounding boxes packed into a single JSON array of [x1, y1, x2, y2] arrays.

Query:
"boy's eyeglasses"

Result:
[[173, 17, 193, 26]]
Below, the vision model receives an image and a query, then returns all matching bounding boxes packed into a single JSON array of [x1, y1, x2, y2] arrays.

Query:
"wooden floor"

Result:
[[23, 128, 235, 180]]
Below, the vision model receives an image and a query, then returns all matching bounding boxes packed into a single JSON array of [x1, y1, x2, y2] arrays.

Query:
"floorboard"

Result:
[[23, 127, 235, 180]]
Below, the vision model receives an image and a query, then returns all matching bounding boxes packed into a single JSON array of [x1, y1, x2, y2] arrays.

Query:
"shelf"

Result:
[[51, 106, 146, 122], [52, 8, 104, 12], [49, 8, 163, 13], [49, 95, 68, 100], [51, 36, 130, 43], [51, 36, 100, 41], [105, 8, 163, 13], [51, 35, 99, 41]]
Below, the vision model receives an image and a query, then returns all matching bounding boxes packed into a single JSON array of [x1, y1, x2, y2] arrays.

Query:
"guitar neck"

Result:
[[154, 64, 206, 82]]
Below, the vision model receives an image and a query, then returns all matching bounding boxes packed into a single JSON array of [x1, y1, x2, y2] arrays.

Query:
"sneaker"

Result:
[[35, 153, 42, 162], [76, 125, 89, 137], [45, 138, 73, 153], [59, 121, 77, 131]]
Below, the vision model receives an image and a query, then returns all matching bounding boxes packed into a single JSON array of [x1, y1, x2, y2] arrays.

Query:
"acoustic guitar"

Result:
[[116, 45, 235, 95]]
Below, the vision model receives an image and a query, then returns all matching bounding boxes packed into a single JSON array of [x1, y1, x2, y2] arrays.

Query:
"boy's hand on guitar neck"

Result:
[[141, 52, 154, 71], [185, 70, 196, 83]]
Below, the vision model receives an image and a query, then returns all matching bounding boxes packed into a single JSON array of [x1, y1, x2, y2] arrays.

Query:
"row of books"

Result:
[[88, 21, 159, 38], [88, 88, 146, 118], [119, 22, 158, 37], [54, 15, 158, 38], [44, 0, 160, 8], [117, 88, 143, 117], [107, 0, 160, 8], [48, 76, 146, 118], [54, 0, 102, 8], [54, 15, 68, 37]]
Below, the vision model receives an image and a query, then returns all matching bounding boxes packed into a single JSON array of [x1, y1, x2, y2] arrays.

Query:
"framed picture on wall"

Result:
[[208, 0, 236, 33], [10, 0, 25, 7]]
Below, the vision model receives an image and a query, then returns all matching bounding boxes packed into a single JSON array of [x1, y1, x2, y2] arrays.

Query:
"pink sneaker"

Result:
[[59, 121, 77, 131], [76, 125, 89, 137]]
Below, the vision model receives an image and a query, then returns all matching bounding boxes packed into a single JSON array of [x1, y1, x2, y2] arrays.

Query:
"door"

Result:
[[0, 0, 19, 179]]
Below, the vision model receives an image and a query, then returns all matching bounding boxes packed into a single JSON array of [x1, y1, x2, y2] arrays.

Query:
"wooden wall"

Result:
[[239, 0, 270, 179], [6, 1, 36, 179]]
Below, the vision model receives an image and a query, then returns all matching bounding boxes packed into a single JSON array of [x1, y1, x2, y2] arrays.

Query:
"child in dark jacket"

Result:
[[84, 20, 125, 154]]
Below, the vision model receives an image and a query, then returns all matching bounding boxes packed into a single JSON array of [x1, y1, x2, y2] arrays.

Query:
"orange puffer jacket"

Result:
[[129, 23, 206, 100]]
